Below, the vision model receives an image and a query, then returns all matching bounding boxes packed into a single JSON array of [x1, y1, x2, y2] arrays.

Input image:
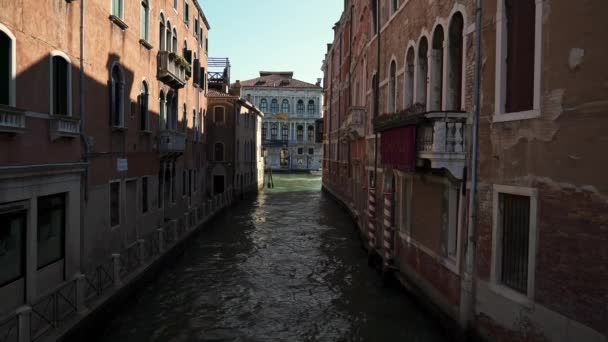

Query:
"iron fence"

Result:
[[84, 258, 114, 304], [119, 243, 141, 277], [30, 279, 77, 341], [0, 314, 18, 342], [144, 231, 160, 259]]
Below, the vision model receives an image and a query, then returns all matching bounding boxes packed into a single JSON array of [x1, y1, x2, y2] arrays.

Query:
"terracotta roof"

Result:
[[239, 72, 322, 89], [207, 89, 239, 98]]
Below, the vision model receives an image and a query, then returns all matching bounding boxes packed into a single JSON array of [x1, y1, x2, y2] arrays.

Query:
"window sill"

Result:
[[488, 282, 534, 309], [111, 126, 127, 133], [493, 108, 540, 123], [139, 129, 152, 135], [109, 15, 129, 30], [139, 39, 153, 50]]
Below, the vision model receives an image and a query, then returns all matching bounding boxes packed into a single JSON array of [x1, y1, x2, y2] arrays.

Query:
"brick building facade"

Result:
[[322, 0, 607, 341]]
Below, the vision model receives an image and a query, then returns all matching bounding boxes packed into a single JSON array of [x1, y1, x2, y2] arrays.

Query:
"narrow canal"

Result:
[[94, 174, 447, 342]]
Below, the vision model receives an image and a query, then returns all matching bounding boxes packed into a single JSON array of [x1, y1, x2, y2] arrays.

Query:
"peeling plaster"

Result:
[[519, 175, 607, 199]]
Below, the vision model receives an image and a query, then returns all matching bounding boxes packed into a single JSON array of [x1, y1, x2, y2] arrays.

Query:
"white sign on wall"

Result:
[[117, 158, 128, 172]]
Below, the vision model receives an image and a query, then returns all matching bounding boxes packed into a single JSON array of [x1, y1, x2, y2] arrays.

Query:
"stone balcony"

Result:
[[157, 51, 187, 89], [50, 115, 80, 140], [344, 106, 365, 139], [416, 112, 468, 179], [0, 105, 26, 134], [159, 130, 186, 155]]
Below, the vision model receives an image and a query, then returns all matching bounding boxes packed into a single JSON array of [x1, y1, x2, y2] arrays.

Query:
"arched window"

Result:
[[389, 60, 397, 113], [296, 100, 304, 114], [371, 0, 379, 34], [448, 12, 464, 111], [166, 91, 177, 130], [214, 106, 225, 124], [270, 123, 278, 140], [404, 47, 415, 109], [172, 28, 178, 53], [110, 63, 124, 127], [281, 99, 290, 113], [416, 37, 429, 107], [307, 125, 314, 141], [214, 142, 224, 161], [182, 103, 187, 132], [270, 99, 279, 113], [140, 0, 149, 41], [51, 54, 71, 116], [0, 28, 15, 106], [159, 14, 166, 51], [307, 100, 315, 115], [430, 26, 445, 111], [281, 123, 289, 141], [260, 98, 268, 112], [159, 91, 166, 129], [296, 125, 304, 142], [166, 21, 172, 52], [140, 81, 149, 131]]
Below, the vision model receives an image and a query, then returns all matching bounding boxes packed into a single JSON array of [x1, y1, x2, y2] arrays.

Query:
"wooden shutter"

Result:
[[505, 0, 535, 113], [193, 59, 200, 85]]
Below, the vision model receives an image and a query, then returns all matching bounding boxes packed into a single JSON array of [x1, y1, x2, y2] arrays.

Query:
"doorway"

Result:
[[213, 175, 225, 194]]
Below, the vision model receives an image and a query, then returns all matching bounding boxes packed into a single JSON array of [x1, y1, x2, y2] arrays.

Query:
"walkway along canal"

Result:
[[91, 174, 448, 341]]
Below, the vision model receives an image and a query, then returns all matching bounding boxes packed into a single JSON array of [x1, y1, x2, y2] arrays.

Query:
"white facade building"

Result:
[[240, 72, 323, 171]]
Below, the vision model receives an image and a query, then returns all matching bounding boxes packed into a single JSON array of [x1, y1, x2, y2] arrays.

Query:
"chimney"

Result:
[[230, 80, 241, 97], [316, 78, 322, 87]]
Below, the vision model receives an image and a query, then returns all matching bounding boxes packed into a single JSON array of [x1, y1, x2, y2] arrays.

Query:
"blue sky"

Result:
[[198, 0, 343, 84]]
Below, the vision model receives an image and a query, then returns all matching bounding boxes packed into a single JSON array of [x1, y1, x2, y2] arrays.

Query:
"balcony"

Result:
[[344, 106, 365, 139], [159, 130, 186, 155], [0, 105, 26, 134], [157, 51, 187, 89], [416, 112, 468, 179], [50, 115, 80, 140], [263, 139, 289, 147]]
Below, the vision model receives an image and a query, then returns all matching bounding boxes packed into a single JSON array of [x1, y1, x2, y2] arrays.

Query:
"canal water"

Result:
[[94, 174, 447, 342]]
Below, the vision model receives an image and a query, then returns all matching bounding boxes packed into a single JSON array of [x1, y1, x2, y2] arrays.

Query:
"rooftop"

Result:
[[239, 71, 322, 89]]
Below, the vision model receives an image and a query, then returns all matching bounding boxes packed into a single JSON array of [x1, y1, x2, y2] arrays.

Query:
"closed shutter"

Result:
[[505, 0, 535, 113], [193, 59, 200, 85]]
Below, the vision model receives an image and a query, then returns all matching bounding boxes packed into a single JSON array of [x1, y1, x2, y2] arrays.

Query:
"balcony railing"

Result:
[[0, 105, 26, 134], [416, 112, 468, 179], [344, 106, 365, 139], [159, 130, 186, 155], [157, 51, 187, 89], [50, 115, 80, 140]]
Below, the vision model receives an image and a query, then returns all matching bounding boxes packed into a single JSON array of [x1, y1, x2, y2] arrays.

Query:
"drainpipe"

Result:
[[460, 0, 482, 331], [79, 0, 90, 272]]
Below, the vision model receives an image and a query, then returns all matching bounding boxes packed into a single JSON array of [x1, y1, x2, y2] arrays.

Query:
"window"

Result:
[[391, 0, 399, 14], [281, 99, 290, 113], [214, 143, 224, 161], [416, 37, 429, 107], [404, 47, 415, 109], [371, 0, 379, 34], [140, 0, 149, 41], [142, 177, 149, 213], [298, 148, 303, 155], [447, 13, 464, 111], [430, 25, 444, 111], [307, 100, 315, 115], [140, 81, 149, 131], [308, 148, 314, 155], [112, 0, 124, 19], [0, 29, 14, 106], [262, 122, 267, 140], [260, 98, 268, 112], [496, 0, 540, 118], [492, 186, 538, 299], [271, 123, 278, 140], [172, 28, 178, 53], [110, 182, 120, 227], [307, 125, 314, 141], [0, 209, 26, 287], [194, 17, 199, 38], [173, 0, 178, 10], [214, 106, 225, 124], [270, 99, 279, 113], [183, 0, 189, 25], [296, 100, 304, 114], [166, 22, 172, 52], [159, 14, 166, 51], [389, 60, 397, 113], [51, 55, 70, 116], [110, 64, 124, 127], [296, 125, 304, 142], [281, 124, 289, 141], [159, 91, 166, 130]]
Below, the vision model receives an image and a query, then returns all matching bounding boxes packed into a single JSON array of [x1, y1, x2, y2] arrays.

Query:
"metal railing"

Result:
[[84, 258, 114, 304], [119, 242, 141, 277], [30, 280, 78, 341]]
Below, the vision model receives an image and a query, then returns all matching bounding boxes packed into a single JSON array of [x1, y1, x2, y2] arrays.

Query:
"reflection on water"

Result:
[[93, 174, 447, 342]]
